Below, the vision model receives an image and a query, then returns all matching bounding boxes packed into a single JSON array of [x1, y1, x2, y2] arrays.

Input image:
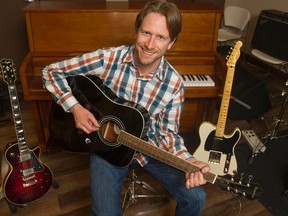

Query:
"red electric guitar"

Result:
[[0, 58, 55, 207]]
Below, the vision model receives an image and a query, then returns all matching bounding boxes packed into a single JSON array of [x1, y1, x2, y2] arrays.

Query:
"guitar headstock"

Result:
[[215, 173, 263, 200], [0, 58, 16, 85], [226, 41, 243, 67]]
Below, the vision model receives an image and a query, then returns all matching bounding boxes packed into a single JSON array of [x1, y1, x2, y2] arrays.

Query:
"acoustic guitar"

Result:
[[0, 58, 54, 206], [49, 72, 262, 200]]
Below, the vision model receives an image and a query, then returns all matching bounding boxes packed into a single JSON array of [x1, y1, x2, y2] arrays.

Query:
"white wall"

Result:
[[225, 0, 288, 54]]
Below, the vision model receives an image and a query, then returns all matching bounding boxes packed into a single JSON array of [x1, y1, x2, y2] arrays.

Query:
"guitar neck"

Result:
[[118, 130, 217, 184], [215, 66, 236, 138], [215, 41, 242, 137], [7, 84, 30, 160]]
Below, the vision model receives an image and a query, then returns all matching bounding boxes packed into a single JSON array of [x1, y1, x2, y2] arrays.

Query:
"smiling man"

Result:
[[134, 12, 175, 74], [42, 0, 209, 215]]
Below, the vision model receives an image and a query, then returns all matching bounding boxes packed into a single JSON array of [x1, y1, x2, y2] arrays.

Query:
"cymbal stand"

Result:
[[122, 169, 167, 215]]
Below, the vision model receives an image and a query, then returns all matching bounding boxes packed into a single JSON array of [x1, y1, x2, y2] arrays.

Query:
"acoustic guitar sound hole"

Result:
[[98, 116, 125, 146]]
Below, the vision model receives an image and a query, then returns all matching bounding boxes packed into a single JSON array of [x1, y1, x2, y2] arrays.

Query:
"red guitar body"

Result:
[[2, 142, 53, 206]]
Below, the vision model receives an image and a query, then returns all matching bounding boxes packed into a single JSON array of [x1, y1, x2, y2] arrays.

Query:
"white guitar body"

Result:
[[194, 121, 241, 176]]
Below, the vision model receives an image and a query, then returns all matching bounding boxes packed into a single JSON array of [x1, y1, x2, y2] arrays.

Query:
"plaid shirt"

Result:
[[42, 45, 193, 165]]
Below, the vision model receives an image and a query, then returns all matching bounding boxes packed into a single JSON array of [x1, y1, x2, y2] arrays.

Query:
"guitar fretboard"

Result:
[[118, 130, 217, 184], [8, 84, 30, 161]]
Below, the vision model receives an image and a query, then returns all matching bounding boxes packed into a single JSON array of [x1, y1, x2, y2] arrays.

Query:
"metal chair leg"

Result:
[[122, 169, 167, 214]]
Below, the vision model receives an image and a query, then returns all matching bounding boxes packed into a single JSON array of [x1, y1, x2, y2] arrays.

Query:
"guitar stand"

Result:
[[122, 169, 167, 215], [5, 180, 59, 214]]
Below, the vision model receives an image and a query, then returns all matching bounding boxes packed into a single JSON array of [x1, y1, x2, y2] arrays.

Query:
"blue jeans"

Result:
[[90, 154, 206, 216]]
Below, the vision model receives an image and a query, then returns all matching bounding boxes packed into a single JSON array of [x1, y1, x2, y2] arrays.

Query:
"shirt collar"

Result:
[[122, 45, 165, 81]]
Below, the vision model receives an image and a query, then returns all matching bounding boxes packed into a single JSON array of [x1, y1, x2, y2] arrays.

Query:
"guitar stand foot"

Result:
[[52, 180, 59, 189], [5, 199, 18, 214]]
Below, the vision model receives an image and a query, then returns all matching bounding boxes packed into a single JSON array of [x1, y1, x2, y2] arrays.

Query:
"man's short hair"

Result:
[[135, 0, 182, 41]]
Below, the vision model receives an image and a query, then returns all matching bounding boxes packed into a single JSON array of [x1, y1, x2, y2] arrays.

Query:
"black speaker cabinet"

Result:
[[251, 10, 288, 61], [218, 63, 271, 121]]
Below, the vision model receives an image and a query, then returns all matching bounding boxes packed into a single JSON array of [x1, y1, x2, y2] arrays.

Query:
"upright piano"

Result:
[[20, 1, 226, 152]]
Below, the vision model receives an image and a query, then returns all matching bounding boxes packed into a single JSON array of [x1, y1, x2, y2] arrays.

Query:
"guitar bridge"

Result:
[[208, 151, 221, 164]]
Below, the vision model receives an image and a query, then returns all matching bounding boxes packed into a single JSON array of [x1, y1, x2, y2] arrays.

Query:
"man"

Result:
[[42, 0, 210, 215]]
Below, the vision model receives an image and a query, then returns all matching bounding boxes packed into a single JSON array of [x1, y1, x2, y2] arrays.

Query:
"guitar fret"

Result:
[[20, 146, 28, 151], [15, 120, 22, 124], [20, 142, 25, 146], [17, 129, 24, 134], [20, 151, 29, 156]]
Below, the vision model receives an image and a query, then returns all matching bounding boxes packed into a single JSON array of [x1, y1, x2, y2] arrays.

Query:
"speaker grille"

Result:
[[251, 10, 288, 61]]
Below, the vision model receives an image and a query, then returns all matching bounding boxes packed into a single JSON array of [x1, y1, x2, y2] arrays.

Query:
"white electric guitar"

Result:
[[193, 41, 242, 176]]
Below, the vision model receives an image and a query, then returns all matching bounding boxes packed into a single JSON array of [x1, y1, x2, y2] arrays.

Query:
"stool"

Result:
[[121, 169, 170, 216]]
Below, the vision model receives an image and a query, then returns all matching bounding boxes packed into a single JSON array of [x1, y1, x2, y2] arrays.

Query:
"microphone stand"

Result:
[[269, 89, 288, 140]]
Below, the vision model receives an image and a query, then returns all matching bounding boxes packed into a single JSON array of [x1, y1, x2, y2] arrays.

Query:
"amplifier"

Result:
[[251, 10, 288, 61]]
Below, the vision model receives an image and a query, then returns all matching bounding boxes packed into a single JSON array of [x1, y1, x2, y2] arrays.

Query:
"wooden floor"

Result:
[[1, 62, 287, 215]]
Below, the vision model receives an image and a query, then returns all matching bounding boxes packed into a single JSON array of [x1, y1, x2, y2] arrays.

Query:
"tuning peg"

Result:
[[238, 173, 244, 184], [226, 51, 232, 59], [226, 186, 231, 191], [247, 175, 253, 186]]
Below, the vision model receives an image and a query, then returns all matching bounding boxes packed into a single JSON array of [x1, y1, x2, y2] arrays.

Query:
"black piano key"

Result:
[[189, 75, 195, 81]]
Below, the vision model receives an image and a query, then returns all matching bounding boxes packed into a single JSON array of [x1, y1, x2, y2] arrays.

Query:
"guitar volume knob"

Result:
[[85, 138, 91, 144]]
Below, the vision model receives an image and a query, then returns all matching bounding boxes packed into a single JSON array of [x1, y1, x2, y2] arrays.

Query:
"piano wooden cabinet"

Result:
[[20, 1, 226, 152]]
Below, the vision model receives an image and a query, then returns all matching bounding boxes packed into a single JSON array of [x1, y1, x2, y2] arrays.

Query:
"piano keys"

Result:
[[181, 74, 215, 87]]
